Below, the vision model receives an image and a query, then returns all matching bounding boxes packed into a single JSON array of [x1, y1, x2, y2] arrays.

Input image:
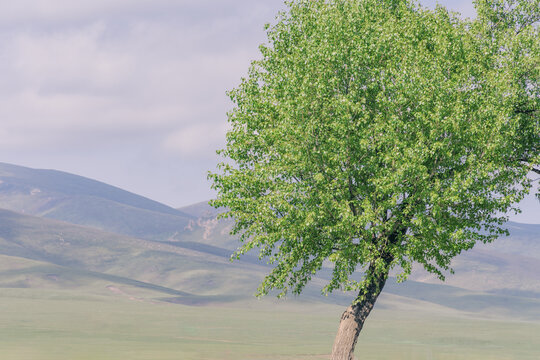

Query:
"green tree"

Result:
[[210, 0, 539, 359]]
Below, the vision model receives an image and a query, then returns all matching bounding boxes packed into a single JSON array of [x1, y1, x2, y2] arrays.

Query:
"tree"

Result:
[[210, 0, 539, 359]]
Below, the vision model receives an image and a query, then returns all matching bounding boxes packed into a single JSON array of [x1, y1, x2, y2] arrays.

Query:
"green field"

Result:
[[1, 287, 539, 360]]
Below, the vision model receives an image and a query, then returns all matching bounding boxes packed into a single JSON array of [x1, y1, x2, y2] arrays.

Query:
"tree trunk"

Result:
[[331, 265, 390, 360]]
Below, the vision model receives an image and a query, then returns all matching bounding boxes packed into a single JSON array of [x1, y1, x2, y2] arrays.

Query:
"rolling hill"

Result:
[[1, 206, 539, 321], [179, 201, 540, 299], [0, 162, 193, 241], [0, 162, 539, 318], [0, 207, 264, 300]]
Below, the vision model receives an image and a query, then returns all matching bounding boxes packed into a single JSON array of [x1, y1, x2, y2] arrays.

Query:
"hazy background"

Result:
[[0, 0, 538, 222]]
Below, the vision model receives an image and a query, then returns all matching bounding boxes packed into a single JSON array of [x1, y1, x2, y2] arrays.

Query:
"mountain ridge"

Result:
[[0, 162, 187, 216], [0, 162, 194, 241], [0, 161, 539, 320]]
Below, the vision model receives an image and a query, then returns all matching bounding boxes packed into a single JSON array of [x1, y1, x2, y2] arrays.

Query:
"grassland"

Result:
[[1, 286, 540, 360]]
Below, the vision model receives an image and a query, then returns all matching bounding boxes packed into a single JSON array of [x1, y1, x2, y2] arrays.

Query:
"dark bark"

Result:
[[331, 259, 391, 360]]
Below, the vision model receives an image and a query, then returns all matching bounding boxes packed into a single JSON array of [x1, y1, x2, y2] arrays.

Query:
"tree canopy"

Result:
[[211, 0, 538, 358], [211, 0, 538, 299]]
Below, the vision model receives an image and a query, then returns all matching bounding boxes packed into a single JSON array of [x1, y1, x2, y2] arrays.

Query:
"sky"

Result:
[[0, 0, 538, 223]]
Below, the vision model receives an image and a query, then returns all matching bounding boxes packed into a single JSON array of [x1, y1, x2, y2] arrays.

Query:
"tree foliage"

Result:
[[210, 0, 539, 301]]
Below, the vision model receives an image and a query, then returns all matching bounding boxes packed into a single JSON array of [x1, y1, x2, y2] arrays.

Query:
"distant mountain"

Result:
[[0, 162, 193, 241], [0, 162, 539, 319], [408, 221, 540, 297]]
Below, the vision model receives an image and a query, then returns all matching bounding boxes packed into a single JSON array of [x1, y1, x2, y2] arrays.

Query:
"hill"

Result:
[[0, 163, 538, 317], [406, 221, 540, 298], [0, 207, 263, 300], [2, 204, 540, 320], [179, 201, 540, 298], [0, 162, 193, 241]]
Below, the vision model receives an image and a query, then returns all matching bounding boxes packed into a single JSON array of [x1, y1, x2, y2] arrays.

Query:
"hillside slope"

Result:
[[0, 208, 267, 300], [0, 163, 538, 319], [0, 162, 193, 241], [180, 201, 540, 299], [2, 206, 540, 319]]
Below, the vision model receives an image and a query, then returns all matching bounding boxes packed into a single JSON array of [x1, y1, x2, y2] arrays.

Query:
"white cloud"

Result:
[[9, 22, 133, 94], [0, 0, 452, 155], [0, 2, 274, 156], [162, 122, 229, 158], [0, 1, 193, 25], [7, 0, 527, 214], [0, 0, 284, 30]]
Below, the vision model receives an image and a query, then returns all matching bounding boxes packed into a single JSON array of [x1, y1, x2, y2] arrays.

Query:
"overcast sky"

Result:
[[0, 0, 538, 223]]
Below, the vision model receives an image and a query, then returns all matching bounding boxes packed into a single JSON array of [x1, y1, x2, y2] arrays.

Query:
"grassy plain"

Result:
[[1, 287, 539, 360]]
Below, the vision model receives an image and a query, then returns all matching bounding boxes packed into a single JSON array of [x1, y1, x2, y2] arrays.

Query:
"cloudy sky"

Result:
[[1, 0, 538, 223]]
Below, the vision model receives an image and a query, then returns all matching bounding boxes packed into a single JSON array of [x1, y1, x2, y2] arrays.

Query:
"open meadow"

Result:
[[1, 286, 540, 360]]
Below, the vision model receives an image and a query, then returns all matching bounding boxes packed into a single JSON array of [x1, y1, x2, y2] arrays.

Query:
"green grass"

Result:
[[1, 288, 539, 360], [355, 308, 540, 359], [0, 289, 338, 360]]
